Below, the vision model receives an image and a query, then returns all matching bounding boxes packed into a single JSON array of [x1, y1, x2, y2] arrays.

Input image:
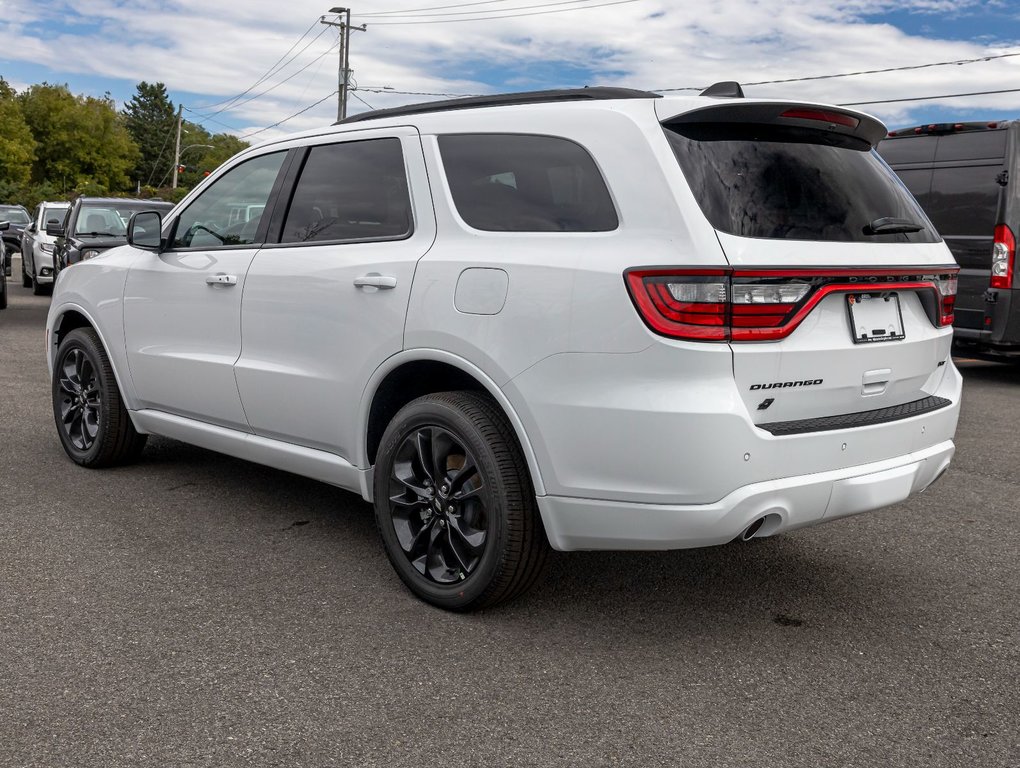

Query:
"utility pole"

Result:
[[171, 105, 183, 189], [321, 7, 367, 122]]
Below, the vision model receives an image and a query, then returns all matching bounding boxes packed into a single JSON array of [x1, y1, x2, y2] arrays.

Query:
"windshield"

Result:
[[75, 205, 153, 237], [42, 206, 68, 225], [664, 123, 938, 243], [0, 207, 30, 225]]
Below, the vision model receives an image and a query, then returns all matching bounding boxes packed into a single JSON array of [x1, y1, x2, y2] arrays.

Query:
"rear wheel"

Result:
[[52, 328, 147, 467], [0, 270, 7, 309], [373, 391, 549, 611], [21, 254, 31, 288]]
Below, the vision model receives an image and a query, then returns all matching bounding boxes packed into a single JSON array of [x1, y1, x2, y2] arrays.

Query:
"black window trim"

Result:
[[261, 135, 416, 250]]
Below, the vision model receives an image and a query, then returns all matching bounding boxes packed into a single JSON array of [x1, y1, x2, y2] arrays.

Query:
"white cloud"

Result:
[[0, 0, 1018, 141]]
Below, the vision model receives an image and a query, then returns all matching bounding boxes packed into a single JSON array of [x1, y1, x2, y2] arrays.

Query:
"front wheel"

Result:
[[52, 328, 147, 467], [21, 254, 31, 288], [373, 391, 549, 611]]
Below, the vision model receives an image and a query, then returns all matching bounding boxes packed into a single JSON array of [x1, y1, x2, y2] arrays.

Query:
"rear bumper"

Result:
[[538, 439, 954, 551]]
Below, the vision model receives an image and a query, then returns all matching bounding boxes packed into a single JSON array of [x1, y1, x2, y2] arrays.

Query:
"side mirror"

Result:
[[45, 222, 65, 237], [128, 211, 163, 251], [0, 221, 9, 231]]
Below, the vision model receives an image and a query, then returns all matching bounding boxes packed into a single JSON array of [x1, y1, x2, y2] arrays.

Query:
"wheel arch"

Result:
[[361, 350, 547, 497], [49, 303, 139, 413]]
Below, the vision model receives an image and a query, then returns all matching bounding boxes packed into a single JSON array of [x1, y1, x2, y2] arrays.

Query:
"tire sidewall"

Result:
[[374, 396, 513, 610]]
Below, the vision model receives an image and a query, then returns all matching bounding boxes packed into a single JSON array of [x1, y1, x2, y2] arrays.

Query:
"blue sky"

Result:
[[0, 0, 1018, 141]]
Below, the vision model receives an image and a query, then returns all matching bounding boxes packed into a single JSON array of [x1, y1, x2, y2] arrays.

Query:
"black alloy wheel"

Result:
[[52, 328, 147, 467], [374, 391, 549, 611], [389, 425, 489, 584]]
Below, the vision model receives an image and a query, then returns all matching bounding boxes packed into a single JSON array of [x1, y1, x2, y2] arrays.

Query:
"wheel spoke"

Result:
[[448, 456, 478, 493], [414, 429, 436, 484], [448, 513, 486, 552], [58, 376, 80, 397], [444, 525, 477, 575]]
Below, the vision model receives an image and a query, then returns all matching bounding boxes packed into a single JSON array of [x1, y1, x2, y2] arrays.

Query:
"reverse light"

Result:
[[991, 224, 1015, 289], [626, 267, 959, 342]]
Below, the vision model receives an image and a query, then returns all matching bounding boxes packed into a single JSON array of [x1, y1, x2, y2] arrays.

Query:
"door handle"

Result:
[[206, 274, 238, 286], [354, 274, 397, 289]]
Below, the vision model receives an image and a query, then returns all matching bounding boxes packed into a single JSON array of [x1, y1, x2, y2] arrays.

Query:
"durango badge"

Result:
[[750, 379, 824, 391]]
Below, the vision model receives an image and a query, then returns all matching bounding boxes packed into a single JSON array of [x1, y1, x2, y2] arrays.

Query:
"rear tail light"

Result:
[[991, 224, 1015, 289], [779, 109, 860, 129], [626, 268, 959, 342]]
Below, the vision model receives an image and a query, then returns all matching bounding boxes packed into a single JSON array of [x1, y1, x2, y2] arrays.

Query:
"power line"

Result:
[[358, 0, 599, 19], [840, 87, 1020, 107], [192, 19, 324, 110], [200, 40, 340, 119], [360, 0, 514, 15], [359, 0, 640, 24], [350, 91, 376, 110], [144, 119, 178, 187], [652, 50, 1020, 92], [191, 26, 334, 120], [237, 91, 339, 141], [181, 106, 238, 133]]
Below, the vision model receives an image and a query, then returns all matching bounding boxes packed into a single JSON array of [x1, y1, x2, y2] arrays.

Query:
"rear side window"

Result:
[[665, 123, 938, 243], [439, 134, 618, 232], [280, 138, 412, 244]]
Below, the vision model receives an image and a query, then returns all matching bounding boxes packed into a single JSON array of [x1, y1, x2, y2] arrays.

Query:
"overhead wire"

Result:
[[192, 18, 324, 110], [359, 0, 515, 15], [840, 87, 1020, 107], [357, 0, 599, 19], [357, 0, 641, 25], [236, 91, 340, 141], [651, 50, 1020, 92], [144, 119, 178, 187]]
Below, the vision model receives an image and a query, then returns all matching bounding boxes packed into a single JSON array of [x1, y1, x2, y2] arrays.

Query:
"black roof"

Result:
[[339, 86, 661, 124]]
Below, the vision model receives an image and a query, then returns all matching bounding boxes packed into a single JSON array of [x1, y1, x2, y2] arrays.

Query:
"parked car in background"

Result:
[[0, 230, 7, 309], [49, 197, 174, 274], [879, 121, 1017, 360], [47, 86, 961, 610], [21, 201, 70, 294], [0, 204, 31, 264]]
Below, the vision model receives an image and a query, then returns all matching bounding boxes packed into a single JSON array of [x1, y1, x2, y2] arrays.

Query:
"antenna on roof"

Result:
[[700, 81, 745, 98]]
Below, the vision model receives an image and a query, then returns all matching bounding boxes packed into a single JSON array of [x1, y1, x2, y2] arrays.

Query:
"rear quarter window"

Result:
[[438, 134, 618, 232], [666, 123, 938, 243]]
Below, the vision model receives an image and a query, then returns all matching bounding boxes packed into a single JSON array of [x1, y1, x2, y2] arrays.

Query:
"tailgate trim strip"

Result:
[[758, 395, 953, 436]]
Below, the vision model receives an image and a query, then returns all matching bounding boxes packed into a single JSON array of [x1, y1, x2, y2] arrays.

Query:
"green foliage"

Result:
[[123, 82, 177, 187], [0, 80, 249, 208], [0, 79, 37, 186], [19, 83, 139, 191]]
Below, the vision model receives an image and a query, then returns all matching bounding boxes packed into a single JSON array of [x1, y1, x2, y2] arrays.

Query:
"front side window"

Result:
[[665, 123, 938, 243], [438, 134, 618, 232], [0, 207, 30, 225], [42, 206, 67, 226], [280, 138, 412, 244], [171, 152, 286, 249]]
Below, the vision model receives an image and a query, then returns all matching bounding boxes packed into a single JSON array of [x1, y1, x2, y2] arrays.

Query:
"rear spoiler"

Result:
[[657, 101, 887, 148]]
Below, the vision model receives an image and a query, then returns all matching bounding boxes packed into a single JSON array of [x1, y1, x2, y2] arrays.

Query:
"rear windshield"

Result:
[[664, 123, 938, 243]]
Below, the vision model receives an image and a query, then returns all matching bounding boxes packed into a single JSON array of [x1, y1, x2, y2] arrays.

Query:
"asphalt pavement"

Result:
[[1, 257, 1017, 767]]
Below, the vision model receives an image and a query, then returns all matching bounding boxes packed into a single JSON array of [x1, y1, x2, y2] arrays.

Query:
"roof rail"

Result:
[[338, 86, 661, 124], [699, 81, 745, 98]]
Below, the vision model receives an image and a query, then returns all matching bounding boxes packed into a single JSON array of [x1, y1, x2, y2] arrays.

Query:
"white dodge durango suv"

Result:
[[46, 85, 961, 610]]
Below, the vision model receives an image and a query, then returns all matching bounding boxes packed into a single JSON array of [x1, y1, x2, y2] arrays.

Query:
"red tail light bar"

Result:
[[626, 267, 959, 342]]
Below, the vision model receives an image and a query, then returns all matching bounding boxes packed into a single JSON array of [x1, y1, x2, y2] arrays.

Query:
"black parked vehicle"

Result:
[[49, 197, 174, 274], [879, 121, 1017, 359], [0, 230, 7, 309], [0, 204, 31, 265]]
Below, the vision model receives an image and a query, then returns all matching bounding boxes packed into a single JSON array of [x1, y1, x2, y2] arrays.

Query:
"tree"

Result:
[[0, 79, 37, 189], [19, 83, 139, 193], [175, 120, 249, 189], [123, 81, 177, 188]]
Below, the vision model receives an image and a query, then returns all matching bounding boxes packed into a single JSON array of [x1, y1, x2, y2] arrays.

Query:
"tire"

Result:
[[373, 391, 549, 611], [0, 272, 7, 309], [52, 328, 147, 468], [32, 273, 50, 296], [21, 254, 31, 288]]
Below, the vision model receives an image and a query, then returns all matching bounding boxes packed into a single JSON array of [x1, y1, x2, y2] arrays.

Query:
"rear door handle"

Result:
[[354, 274, 397, 289], [206, 274, 237, 286]]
